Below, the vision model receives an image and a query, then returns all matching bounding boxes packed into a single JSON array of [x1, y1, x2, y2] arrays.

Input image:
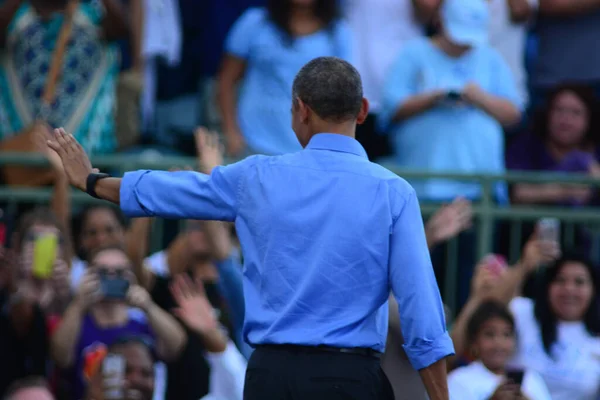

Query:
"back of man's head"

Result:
[[292, 57, 363, 123]]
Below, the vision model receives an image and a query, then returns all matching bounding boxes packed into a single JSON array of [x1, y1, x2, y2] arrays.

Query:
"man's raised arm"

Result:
[[388, 187, 454, 400], [47, 128, 248, 221]]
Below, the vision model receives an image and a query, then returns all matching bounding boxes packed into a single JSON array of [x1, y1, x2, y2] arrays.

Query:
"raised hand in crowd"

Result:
[[170, 274, 228, 353], [74, 270, 102, 311], [125, 284, 153, 312], [470, 256, 505, 300], [519, 230, 561, 272], [195, 126, 224, 173], [425, 197, 473, 249]]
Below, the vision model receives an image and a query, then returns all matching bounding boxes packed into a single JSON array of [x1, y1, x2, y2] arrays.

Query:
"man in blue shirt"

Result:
[[48, 57, 454, 400]]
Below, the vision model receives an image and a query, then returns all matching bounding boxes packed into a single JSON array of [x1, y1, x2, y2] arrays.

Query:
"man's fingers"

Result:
[[67, 133, 79, 153], [47, 140, 62, 154], [55, 129, 70, 154]]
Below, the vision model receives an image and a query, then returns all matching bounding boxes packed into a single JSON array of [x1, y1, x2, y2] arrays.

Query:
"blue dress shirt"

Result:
[[120, 133, 454, 370]]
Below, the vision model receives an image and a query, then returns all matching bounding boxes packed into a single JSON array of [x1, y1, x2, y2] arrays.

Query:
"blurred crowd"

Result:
[[0, 0, 599, 399]]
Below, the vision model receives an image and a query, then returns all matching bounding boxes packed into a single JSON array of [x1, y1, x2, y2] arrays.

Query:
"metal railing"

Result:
[[2, 153, 600, 311]]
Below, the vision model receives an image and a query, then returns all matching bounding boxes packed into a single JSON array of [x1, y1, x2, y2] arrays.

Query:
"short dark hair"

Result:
[[292, 57, 363, 123], [466, 300, 515, 346]]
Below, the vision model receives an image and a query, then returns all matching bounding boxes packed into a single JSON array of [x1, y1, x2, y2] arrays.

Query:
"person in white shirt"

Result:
[[508, 254, 600, 400], [448, 300, 551, 400]]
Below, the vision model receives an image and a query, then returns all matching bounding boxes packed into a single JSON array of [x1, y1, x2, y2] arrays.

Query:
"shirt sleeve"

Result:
[[489, 49, 523, 110], [120, 157, 255, 221], [389, 189, 455, 370], [224, 8, 266, 59], [377, 42, 420, 132], [205, 341, 247, 400]]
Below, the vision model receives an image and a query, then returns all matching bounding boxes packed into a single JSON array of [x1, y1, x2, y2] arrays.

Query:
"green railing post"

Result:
[[477, 178, 494, 260]]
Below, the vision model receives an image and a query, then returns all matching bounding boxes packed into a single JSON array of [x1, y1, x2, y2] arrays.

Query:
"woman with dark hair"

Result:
[[508, 83, 600, 206], [217, 0, 351, 156], [504, 253, 600, 400], [70, 205, 128, 288], [448, 300, 551, 400]]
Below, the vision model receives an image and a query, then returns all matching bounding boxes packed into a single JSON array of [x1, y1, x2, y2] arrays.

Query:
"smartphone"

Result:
[[446, 91, 462, 101], [32, 234, 58, 279], [483, 254, 507, 277], [506, 368, 525, 386], [102, 353, 125, 399], [99, 275, 130, 300], [537, 218, 560, 243]]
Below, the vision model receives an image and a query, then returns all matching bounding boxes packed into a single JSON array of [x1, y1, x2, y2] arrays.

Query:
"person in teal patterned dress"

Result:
[[0, 0, 128, 154]]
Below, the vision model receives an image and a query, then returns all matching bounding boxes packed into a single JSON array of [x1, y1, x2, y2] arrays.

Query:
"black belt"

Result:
[[256, 344, 382, 359]]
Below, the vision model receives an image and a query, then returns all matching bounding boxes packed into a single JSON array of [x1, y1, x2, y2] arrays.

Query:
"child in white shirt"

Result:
[[448, 300, 551, 400]]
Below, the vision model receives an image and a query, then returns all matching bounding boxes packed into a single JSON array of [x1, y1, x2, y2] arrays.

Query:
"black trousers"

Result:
[[243, 346, 394, 400]]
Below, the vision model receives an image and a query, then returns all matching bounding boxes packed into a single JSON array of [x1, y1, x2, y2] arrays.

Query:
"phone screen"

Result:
[[103, 353, 125, 399], [32, 234, 58, 279], [100, 276, 130, 299], [506, 369, 525, 386], [537, 218, 560, 243]]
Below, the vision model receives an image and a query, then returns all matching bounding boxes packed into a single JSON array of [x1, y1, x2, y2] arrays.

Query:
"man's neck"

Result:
[[310, 122, 357, 140]]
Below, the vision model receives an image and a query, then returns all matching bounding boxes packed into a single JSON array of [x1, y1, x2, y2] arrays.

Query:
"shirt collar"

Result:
[[305, 133, 368, 159]]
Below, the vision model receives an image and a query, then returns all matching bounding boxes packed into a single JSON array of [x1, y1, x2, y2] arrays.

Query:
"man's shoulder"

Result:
[[365, 161, 415, 195]]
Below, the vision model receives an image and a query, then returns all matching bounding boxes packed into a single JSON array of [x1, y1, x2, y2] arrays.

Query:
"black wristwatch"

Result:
[[86, 172, 111, 199]]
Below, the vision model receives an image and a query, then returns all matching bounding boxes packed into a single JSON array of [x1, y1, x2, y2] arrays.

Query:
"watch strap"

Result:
[[86, 173, 110, 199]]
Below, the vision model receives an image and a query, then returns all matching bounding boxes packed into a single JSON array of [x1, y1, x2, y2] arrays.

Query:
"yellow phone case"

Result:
[[32, 234, 58, 279]]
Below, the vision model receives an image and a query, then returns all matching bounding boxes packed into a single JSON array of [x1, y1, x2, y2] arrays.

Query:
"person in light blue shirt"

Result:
[[379, 0, 521, 203], [217, 0, 351, 157], [49, 57, 454, 400]]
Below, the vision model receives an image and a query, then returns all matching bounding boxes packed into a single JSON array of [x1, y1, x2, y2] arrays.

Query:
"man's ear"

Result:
[[356, 98, 369, 125], [296, 98, 310, 123]]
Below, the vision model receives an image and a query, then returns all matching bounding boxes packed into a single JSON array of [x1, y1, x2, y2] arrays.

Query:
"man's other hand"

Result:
[[47, 128, 95, 191]]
